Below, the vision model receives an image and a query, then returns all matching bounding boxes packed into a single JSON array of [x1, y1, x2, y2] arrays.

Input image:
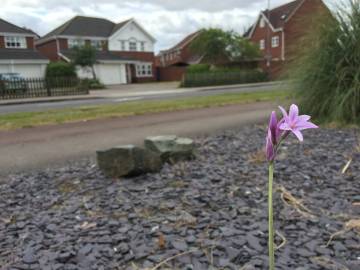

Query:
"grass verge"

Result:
[[0, 89, 290, 130]]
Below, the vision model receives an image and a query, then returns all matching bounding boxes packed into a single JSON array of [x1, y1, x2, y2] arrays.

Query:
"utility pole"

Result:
[[266, 0, 271, 67]]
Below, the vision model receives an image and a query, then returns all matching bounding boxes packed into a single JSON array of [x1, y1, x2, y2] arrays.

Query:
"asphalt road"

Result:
[[0, 101, 274, 176], [0, 82, 284, 114]]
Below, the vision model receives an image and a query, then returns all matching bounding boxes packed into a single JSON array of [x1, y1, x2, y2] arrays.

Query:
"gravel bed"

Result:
[[0, 125, 360, 270]]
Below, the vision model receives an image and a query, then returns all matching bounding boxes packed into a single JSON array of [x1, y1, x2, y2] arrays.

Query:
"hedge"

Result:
[[181, 69, 268, 87], [46, 62, 77, 78]]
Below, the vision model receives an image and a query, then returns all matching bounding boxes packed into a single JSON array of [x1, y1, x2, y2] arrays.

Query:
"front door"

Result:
[[126, 64, 132, 84]]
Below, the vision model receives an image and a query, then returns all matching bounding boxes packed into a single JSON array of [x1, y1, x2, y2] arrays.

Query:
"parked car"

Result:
[[0, 73, 28, 93]]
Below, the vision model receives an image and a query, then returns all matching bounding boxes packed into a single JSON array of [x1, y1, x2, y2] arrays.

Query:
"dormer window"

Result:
[[260, 17, 265, 28], [5, 36, 26, 49], [121, 41, 126, 51], [140, 42, 145, 52], [281, 14, 287, 20], [129, 38, 137, 51]]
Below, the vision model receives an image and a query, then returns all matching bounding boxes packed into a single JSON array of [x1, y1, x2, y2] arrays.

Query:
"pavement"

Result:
[[0, 101, 274, 175], [0, 81, 286, 114]]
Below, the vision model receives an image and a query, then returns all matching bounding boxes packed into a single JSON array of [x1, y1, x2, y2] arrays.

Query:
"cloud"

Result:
[[0, 0, 336, 52]]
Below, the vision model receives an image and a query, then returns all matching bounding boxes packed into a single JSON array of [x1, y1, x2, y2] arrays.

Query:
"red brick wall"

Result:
[[249, 19, 283, 60], [36, 39, 59, 61], [0, 36, 4, 48], [158, 42, 196, 67], [58, 38, 68, 50], [157, 66, 186, 81], [284, 0, 331, 60], [26, 37, 34, 49]]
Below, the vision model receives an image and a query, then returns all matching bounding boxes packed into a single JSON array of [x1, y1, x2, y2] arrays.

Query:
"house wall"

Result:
[[284, 0, 330, 60], [26, 37, 35, 49], [58, 38, 68, 50], [159, 43, 197, 67], [112, 51, 156, 82], [108, 21, 155, 52], [249, 17, 283, 60], [36, 39, 59, 61]]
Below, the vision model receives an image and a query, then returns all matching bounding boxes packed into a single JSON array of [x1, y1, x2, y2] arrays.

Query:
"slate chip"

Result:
[[0, 126, 359, 269]]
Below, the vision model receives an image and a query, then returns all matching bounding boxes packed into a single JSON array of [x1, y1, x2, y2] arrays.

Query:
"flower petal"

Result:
[[292, 129, 304, 142], [298, 115, 311, 122], [278, 106, 288, 119], [266, 131, 275, 161], [297, 121, 318, 130], [279, 122, 292, 131], [289, 104, 299, 121]]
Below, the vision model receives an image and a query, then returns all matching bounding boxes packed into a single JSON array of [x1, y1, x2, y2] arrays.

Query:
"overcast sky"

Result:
[[1, 0, 335, 52]]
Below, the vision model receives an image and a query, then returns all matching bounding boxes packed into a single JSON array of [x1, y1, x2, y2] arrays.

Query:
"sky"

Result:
[[1, 0, 336, 52]]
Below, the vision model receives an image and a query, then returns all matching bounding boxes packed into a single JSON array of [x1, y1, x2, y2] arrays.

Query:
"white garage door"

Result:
[[0, 64, 46, 78], [97, 64, 127, 85]]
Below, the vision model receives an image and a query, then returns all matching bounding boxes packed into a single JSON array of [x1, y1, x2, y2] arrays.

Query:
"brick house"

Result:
[[36, 16, 156, 85], [157, 30, 203, 68], [156, 30, 203, 81], [245, 0, 331, 79], [0, 18, 49, 78]]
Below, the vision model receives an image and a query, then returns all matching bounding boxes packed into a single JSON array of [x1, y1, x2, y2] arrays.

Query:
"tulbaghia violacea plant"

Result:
[[266, 104, 318, 270]]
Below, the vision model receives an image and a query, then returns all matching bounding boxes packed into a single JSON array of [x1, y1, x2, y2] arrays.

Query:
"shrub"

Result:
[[80, 78, 105, 90], [46, 62, 77, 78], [186, 64, 210, 74], [181, 69, 267, 87], [290, 1, 360, 124]]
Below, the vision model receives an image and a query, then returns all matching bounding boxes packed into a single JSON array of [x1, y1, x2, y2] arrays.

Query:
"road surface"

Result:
[[0, 101, 273, 176], [0, 82, 285, 114]]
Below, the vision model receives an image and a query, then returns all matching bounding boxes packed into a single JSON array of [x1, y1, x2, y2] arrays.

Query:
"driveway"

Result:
[[0, 101, 273, 175]]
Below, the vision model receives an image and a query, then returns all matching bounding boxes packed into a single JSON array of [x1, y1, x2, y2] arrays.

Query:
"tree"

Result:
[[73, 45, 97, 80], [227, 32, 261, 61], [190, 28, 260, 66]]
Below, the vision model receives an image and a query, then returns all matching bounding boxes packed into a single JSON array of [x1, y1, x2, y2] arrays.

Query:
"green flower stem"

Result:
[[268, 162, 275, 270]]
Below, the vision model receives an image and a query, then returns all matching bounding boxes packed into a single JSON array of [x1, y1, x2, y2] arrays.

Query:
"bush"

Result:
[[181, 69, 267, 87], [80, 78, 105, 90], [186, 64, 210, 74], [290, 1, 360, 124], [46, 62, 77, 78]]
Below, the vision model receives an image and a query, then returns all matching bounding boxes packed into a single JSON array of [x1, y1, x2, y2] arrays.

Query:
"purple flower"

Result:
[[266, 129, 275, 161], [266, 111, 281, 162], [278, 104, 318, 142]]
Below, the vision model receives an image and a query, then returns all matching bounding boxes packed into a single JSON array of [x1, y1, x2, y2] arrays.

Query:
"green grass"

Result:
[[0, 89, 290, 130]]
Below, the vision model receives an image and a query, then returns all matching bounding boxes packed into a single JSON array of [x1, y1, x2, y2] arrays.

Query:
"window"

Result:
[[68, 39, 85, 49], [136, 63, 152, 77], [129, 41, 137, 51], [272, 36, 280, 48], [5, 36, 26, 49], [91, 40, 103, 50], [260, 39, 265, 50], [140, 42, 145, 52], [260, 17, 265, 28], [121, 41, 126, 51]]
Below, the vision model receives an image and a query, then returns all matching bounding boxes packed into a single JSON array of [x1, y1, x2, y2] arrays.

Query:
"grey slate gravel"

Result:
[[0, 125, 359, 269]]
